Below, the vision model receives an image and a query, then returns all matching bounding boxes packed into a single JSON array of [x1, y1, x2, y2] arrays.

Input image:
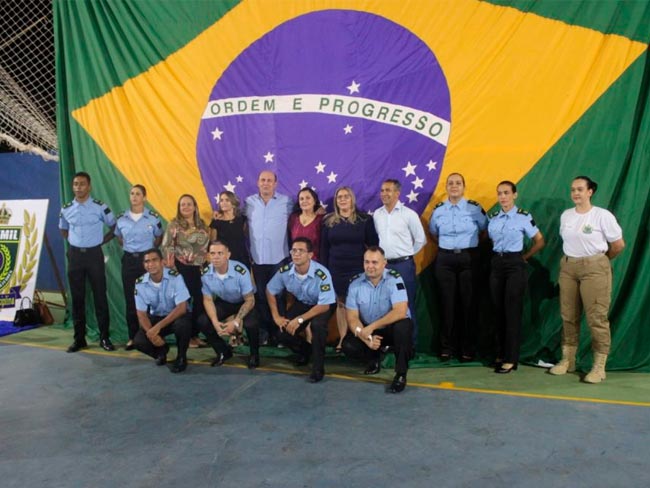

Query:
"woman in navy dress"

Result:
[[321, 186, 378, 351]]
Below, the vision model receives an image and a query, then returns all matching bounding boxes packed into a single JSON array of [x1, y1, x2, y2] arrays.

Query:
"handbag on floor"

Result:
[[33, 290, 54, 325], [13, 297, 41, 327]]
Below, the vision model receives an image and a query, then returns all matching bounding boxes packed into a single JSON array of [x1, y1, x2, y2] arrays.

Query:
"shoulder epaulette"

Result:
[[388, 269, 402, 278], [279, 264, 290, 273], [92, 198, 104, 205], [234, 264, 246, 275], [149, 210, 160, 218], [467, 199, 480, 207], [489, 210, 500, 218], [349, 273, 360, 282], [62, 201, 73, 209], [168, 269, 180, 276], [135, 275, 145, 284], [434, 202, 444, 209], [116, 211, 125, 219], [200, 263, 210, 275], [517, 208, 530, 216], [315, 268, 327, 281]]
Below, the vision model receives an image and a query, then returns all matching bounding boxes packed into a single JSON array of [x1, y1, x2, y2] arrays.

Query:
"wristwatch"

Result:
[[297, 317, 304, 325]]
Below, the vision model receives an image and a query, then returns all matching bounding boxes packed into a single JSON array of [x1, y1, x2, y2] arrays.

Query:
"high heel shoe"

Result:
[[495, 363, 518, 374]]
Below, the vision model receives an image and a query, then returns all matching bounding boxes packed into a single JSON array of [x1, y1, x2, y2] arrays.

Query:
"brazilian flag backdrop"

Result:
[[55, 0, 650, 371]]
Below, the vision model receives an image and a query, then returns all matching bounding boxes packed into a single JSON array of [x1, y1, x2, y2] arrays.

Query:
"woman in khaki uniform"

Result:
[[550, 176, 624, 383]]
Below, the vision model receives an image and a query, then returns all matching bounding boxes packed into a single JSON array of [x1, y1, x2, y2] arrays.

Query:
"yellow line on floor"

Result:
[[3, 338, 648, 407]]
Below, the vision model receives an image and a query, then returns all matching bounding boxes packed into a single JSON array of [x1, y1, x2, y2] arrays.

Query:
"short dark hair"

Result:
[[73, 171, 91, 184], [574, 175, 598, 194], [497, 180, 517, 193], [365, 245, 386, 256], [209, 240, 230, 252], [293, 187, 322, 214], [132, 184, 147, 196], [383, 179, 401, 191], [144, 248, 163, 259], [292, 236, 313, 252]]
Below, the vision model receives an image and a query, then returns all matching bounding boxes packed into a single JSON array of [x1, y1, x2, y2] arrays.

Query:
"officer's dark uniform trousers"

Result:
[[133, 313, 192, 360], [435, 248, 480, 357], [68, 245, 110, 342], [489, 252, 527, 363], [342, 318, 413, 374], [121, 251, 145, 341], [198, 299, 260, 356], [252, 262, 285, 341], [280, 300, 334, 375]]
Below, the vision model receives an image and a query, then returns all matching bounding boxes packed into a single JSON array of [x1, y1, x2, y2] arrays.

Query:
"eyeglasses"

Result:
[[290, 248, 309, 255]]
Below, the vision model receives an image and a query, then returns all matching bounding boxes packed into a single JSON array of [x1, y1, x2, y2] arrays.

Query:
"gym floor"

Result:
[[1, 327, 648, 487]]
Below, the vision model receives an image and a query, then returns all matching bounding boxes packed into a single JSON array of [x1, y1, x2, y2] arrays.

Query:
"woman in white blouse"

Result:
[[550, 176, 624, 383]]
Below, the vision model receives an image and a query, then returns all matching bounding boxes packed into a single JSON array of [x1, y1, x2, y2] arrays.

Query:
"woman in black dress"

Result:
[[321, 186, 379, 351], [209, 191, 250, 268]]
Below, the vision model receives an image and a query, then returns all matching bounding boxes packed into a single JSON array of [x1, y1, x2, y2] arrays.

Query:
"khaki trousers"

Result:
[[558, 254, 612, 354]]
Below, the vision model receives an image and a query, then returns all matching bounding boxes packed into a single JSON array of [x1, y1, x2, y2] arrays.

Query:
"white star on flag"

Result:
[[402, 161, 417, 177], [346, 80, 361, 94], [412, 176, 424, 189], [314, 161, 326, 173], [426, 160, 437, 171], [236, 175, 243, 183], [211, 127, 223, 140], [263, 151, 274, 163], [321, 202, 328, 211], [223, 181, 236, 192], [406, 190, 419, 203], [299, 180, 308, 189], [311, 186, 317, 191], [343, 124, 353, 134], [327, 171, 338, 183]]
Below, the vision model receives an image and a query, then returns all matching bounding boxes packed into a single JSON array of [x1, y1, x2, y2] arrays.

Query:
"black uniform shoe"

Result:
[[364, 360, 381, 375], [439, 353, 452, 362], [154, 344, 170, 366], [125, 342, 136, 351], [308, 370, 324, 383], [210, 348, 233, 367], [387, 374, 407, 393], [247, 354, 260, 369], [99, 338, 115, 351], [170, 357, 187, 373], [67, 341, 88, 353]]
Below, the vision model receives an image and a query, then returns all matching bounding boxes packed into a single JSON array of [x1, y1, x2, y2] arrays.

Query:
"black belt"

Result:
[[124, 251, 143, 258], [387, 256, 413, 264], [439, 248, 473, 254], [69, 244, 101, 253], [493, 251, 522, 257]]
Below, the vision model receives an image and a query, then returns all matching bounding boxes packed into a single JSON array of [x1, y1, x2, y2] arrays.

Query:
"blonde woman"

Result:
[[161, 194, 210, 347], [321, 186, 378, 353], [210, 191, 250, 268]]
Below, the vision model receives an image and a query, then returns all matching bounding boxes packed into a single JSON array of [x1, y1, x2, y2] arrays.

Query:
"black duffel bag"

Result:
[[13, 297, 41, 327]]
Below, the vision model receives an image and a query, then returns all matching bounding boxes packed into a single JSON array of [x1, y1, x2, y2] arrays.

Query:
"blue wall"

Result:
[[2, 152, 65, 291]]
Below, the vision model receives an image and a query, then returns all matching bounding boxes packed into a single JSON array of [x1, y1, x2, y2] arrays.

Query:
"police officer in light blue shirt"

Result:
[[428, 173, 488, 363], [266, 237, 335, 383], [245, 170, 294, 345], [488, 181, 544, 374], [343, 246, 413, 393], [198, 241, 260, 369], [115, 184, 163, 349], [133, 248, 192, 373], [59, 171, 116, 353]]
